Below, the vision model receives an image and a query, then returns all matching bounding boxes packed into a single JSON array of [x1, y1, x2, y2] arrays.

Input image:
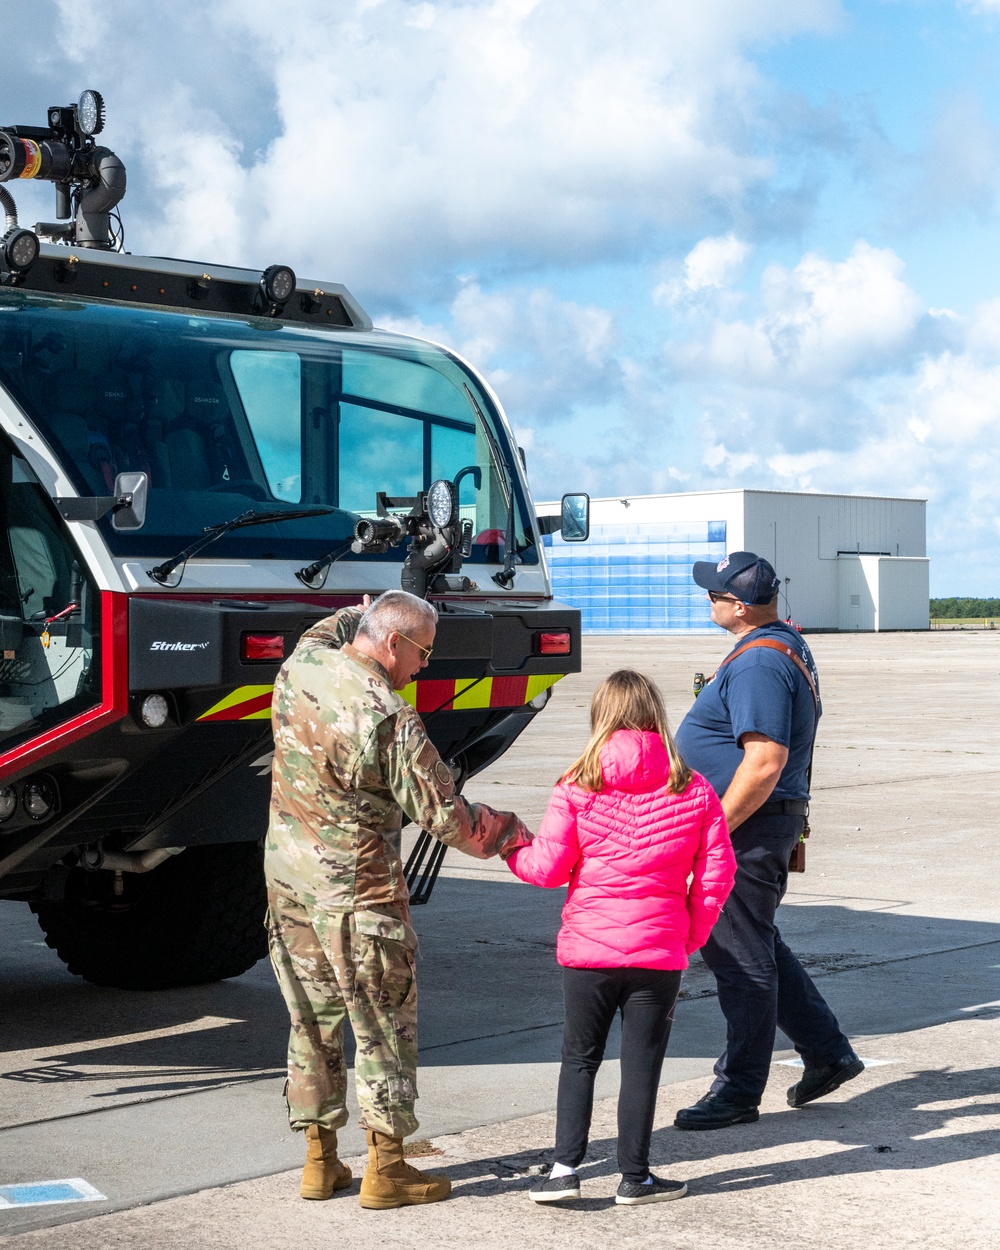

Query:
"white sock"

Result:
[[550, 1162, 576, 1178], [642, 1176, 654, 1185]]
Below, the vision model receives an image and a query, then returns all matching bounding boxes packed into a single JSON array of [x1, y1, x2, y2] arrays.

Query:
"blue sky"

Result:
[[8, 0, 1000, 593]]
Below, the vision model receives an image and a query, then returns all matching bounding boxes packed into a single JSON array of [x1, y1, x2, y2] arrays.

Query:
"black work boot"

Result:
[[787, 1053, 865, 1108], [673, 1090, 760, 1131]]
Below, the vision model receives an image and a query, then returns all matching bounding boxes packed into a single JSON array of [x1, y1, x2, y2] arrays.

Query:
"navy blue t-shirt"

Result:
[[674, 621, 820, 802]]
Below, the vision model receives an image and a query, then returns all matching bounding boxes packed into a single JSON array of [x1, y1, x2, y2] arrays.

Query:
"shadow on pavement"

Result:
[[430, 1065, 1000, 1202], [3, 874, 1000, 1093], [674, 1065, 1000, 1192]]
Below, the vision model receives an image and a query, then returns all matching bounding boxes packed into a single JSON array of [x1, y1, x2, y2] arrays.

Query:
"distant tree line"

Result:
[[930, 598, 1000, 618]]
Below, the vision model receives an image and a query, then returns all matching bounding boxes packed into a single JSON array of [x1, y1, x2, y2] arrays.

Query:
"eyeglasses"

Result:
[[396, 631, 434, 661], [708, 590, 743, 605]]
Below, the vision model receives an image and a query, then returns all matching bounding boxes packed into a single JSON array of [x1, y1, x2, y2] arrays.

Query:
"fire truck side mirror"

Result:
[[111, 471, 148, 531], [560, 493, 590, 542], [56, 470, 148, 529]]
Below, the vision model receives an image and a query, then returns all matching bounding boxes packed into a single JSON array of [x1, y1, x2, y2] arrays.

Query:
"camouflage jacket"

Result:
[[265, 607, 531, 913]]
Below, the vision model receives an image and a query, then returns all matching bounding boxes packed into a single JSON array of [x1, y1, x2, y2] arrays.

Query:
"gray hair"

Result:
[[356, 590, 438, 646]]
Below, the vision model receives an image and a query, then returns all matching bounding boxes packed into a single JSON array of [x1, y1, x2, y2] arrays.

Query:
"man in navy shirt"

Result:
[[673, 552, 863, 1130]]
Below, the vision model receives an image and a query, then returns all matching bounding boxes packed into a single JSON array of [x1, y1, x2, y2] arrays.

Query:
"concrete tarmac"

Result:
[[6, 1009, 998, 1250], [1, 631, 998, 1245]]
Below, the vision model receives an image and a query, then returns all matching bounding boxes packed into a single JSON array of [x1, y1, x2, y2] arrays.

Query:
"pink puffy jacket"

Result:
[[507, 729, 735, 970]]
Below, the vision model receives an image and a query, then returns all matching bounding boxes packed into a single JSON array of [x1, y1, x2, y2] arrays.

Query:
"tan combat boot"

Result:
[[358, 1129, 452, 1209], [300, 1124, 352, 1199]]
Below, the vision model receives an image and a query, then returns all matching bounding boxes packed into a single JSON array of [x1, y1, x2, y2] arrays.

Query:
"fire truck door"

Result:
[[0, 436, 102, 749]]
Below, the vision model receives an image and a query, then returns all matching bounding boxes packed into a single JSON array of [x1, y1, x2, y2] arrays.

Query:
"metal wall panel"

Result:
[[875, 558, 930, 630], [545, 521, 726, 633], [539, 489, 927, 633], [837, 555, 878, 631], [743, 491, 926, 629]]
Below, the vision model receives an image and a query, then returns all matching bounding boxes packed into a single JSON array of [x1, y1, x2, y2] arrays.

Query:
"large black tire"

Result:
[[30, 841, 268, 990]]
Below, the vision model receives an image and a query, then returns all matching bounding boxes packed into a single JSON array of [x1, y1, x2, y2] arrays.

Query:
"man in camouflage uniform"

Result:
[[266, 590, 530, 1210]]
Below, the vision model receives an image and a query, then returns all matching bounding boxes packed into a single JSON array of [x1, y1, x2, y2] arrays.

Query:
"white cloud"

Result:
[[655, 233, 751, 305], [652, 249, 1000, 589], [703, 442, 760, 474], [382, 279, 623, 423], [33, 0, 841, 296], [355, 234, 978, 587], [908, 94, 1000, 223], [8, 0, 996, 590], [673, 241, 923, 387], [683, 234, 752, 293]]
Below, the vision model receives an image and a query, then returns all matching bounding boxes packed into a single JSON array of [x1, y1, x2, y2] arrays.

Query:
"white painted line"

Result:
[[775, 1058, 897, 1068], [958, 1000, 1000, 1013], [0, 1179, 106, 1209], [18, 1015, 242, 1063]]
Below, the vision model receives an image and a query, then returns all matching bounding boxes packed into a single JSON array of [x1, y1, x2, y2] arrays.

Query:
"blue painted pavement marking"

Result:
[[0, 1178, 107, 1208]]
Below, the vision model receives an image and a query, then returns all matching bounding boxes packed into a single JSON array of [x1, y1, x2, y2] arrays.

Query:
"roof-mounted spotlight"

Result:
[[1, 227, 39, 283], [256, 264, 296, 317], [77, 89, 106, 137]]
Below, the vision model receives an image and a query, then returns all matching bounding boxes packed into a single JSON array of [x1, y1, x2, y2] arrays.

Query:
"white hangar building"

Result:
[[540, 488, 928, 634]]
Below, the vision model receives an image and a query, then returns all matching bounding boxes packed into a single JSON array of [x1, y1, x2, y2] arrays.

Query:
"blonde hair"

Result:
[[561, 669, 692, 795]]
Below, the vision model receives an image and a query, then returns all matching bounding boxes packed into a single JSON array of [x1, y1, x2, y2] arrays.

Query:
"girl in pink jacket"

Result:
[[507, 669, 735, 1206]]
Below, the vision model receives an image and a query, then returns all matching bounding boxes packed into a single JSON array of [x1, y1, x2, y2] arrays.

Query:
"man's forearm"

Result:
[[432, 796, 530, 860], [721, 762, 779, 831], [332, 605, 363, 646], [390, 714, 530, 859], [721, 736, 788, 831]]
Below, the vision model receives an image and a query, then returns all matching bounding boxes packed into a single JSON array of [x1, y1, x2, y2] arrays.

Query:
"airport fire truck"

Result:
[[0, 92, 588, 989]]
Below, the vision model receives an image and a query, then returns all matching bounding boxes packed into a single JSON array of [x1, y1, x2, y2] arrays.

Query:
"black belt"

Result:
[[757, 799, 809, 817]]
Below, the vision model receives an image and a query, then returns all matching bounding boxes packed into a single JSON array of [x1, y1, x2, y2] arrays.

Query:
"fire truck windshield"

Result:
[[0, 294, 537, 567]]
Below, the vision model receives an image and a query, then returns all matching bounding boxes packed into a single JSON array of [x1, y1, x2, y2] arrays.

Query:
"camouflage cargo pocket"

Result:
[[353, 910, 417, 1011]]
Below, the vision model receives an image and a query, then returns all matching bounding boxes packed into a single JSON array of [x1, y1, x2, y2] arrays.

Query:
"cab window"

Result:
[[0, 297, 537, 566], [0, 439, 101, 752], [230, 351, 302, 503]]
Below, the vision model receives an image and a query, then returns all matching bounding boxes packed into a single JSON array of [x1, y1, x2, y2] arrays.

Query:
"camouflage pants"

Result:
[[267, 891, 419, 1137]]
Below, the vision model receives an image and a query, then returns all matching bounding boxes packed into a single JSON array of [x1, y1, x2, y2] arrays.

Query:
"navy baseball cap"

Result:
[[692, 551, 780, 605]]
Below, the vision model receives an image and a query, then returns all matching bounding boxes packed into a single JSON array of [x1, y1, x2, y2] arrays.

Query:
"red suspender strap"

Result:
[[711, 637, 819, 708], [710, 637, 820, 873]]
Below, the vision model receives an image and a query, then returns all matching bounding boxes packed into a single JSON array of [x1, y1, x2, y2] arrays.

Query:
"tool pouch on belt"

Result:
[[788, 814, 810, 873]]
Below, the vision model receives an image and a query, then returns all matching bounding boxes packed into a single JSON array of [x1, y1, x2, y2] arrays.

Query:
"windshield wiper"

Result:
[[147, 507, 334, 587], [461, 385, 519, 589], [296, 539, 354, 589]]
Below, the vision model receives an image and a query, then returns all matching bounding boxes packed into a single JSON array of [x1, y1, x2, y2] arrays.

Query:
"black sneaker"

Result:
[[616, 1174, 688, 1205], [528, 1170, 581, 1203], [787, 1053, 865, 1108], [673, 1090, 760, 1130]]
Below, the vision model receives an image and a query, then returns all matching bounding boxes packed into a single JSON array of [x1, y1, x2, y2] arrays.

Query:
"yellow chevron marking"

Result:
[[526, 674, 561, 702], [200, 673, 567, 720], [453, 676, 493, 709], [197, 684, 274, 720]]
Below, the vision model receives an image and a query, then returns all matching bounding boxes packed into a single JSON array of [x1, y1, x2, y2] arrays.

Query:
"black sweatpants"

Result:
[[554, 965, 683, 1183]]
